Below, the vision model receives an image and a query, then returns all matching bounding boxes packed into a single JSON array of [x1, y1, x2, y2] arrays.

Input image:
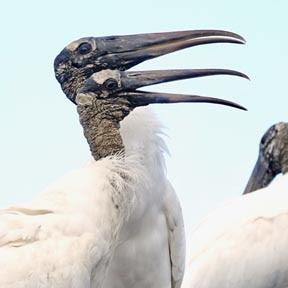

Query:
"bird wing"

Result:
[[0, 159, 124, 287], [0, 205, 104, 288], [183, 175, 288, 288], [0, 206, 54, 247], [163, 181, 186, 288]]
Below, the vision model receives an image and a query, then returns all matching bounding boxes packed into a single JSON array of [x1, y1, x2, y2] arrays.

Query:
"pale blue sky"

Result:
[[1, 0, 288, 235]]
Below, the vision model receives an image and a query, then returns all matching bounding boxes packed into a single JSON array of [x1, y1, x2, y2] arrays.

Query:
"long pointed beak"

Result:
[[117, 69, 248, 110], [243, 155, 276, 194], [121, 91, 247, 110], [96, 30, 245, 69], [121, 69, 249, 89]]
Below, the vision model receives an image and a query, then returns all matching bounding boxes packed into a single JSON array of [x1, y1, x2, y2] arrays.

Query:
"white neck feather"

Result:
[[120, 107, 168, 176]]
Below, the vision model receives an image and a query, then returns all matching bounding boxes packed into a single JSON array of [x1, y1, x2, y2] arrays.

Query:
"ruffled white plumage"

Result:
[[0, 156, 141, 287], [103, 107, 185, 288], [183, 174, 288, 288], [0, 107, 185, 288]]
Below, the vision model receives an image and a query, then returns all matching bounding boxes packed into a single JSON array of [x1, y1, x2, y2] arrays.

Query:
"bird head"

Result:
[[75, 68, 247, 111], [54, 30, 247, 104], [244, 122, 288, 194]]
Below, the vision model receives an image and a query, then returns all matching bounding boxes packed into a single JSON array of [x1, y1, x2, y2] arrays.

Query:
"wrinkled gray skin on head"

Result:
[[54, 39, 126, 160], [76, 70, 133, 161], [244, 122, 288, 194], [54, 39, 133, 161], [54, 39, 130, 160], [54, 37, 105, 103]]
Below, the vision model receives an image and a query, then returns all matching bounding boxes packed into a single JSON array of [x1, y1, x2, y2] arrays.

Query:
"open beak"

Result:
[[96, 30, 245, 69], [81, 68, 248, 110], [243, 155, 277, 194], [118, 69, 248, 110]]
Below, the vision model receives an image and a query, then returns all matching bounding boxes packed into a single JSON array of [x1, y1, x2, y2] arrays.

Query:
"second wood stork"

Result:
[[0, 30, 246, 287], [183, 122, 288, 288], [243, 122, 288, 194]]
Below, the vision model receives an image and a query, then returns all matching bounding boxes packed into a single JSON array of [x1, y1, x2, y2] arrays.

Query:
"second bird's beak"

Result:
[[120, 69, 248, 110], [243, 155, 277, 194], [80, 68, 248, 110], [95, 30, 245, 70]]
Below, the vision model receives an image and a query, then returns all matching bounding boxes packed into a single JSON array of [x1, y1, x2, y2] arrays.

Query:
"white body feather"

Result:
[[0, 107, 185, 288], [183, 174, 288, 288]]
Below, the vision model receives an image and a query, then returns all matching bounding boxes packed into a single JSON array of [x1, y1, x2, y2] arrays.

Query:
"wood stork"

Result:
[[0, 30, 246, 288], [183, 122, 288, 288], [243, 122, 288, 194]]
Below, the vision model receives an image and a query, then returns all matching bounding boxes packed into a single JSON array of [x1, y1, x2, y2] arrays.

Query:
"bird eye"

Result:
[[104, 78, 119, 90], [78, 42, 92, 55]]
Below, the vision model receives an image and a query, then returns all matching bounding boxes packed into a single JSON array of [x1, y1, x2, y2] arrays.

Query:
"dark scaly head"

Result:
[[54, 37, 100, 102]]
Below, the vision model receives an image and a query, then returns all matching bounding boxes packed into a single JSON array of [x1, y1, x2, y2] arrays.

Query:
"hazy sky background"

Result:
[[1, 0, 288, 237]]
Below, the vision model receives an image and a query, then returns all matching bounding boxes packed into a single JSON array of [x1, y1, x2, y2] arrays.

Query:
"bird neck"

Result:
[[62, 73, 87, 104], [281, 153, 288, 175], [77, 97, 131, 161]]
